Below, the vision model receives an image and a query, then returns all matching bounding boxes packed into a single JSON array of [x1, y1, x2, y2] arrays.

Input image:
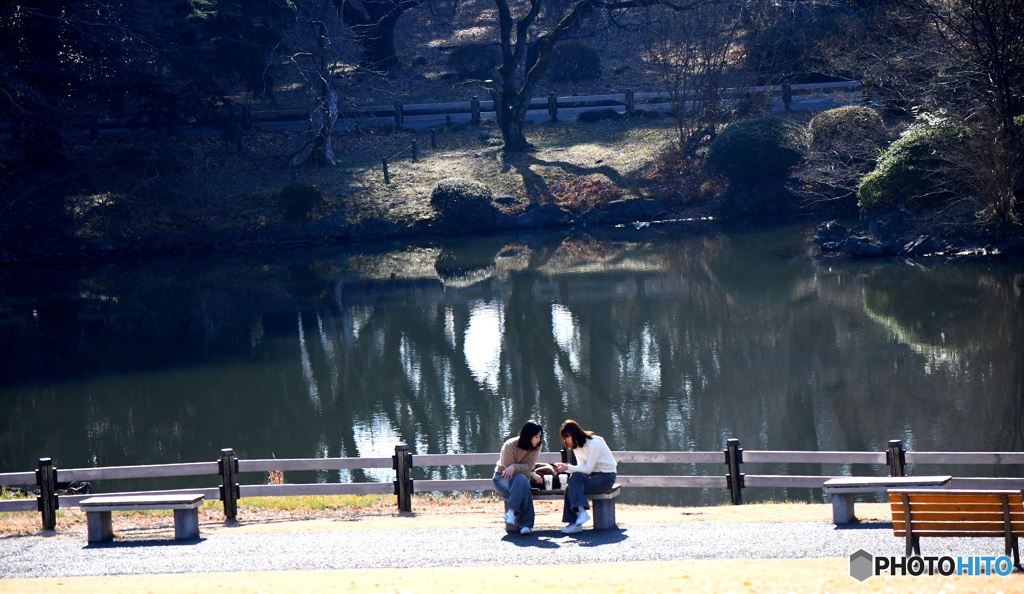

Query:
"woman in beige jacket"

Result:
[[493, 420, 545, 535]]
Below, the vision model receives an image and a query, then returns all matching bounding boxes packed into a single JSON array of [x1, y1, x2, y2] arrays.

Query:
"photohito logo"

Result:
[[849, 549, 1015, 581]]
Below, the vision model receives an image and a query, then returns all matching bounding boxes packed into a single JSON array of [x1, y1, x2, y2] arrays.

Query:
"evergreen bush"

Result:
[[858, 113, 964, 211], [704, 116, 808, 213], [809, 106, 885, 153], [430, 177, 496, 226]]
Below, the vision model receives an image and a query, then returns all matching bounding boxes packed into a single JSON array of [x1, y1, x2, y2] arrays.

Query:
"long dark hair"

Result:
[[559, 419, 593, 448], [516, 420, 544, 451]]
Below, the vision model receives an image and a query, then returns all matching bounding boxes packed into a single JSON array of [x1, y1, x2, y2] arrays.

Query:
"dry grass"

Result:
[[64, 118, 680, 245]]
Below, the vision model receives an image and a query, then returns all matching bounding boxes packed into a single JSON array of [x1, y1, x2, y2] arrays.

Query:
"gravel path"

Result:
[[0, 522, 1000, 579]]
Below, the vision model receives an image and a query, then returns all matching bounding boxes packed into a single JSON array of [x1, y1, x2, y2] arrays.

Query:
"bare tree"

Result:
[[644, 1, 741, 155], [287, 2, 346, 167], [489, 0, 706, 153], [916, 0, 1024, 224]]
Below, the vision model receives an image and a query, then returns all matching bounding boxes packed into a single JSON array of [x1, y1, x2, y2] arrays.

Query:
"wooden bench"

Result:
[[889, 489, 1024, 568], [79, 494, 205, 543], [823, 475, 951, 524], [501, 484, 621, 529]]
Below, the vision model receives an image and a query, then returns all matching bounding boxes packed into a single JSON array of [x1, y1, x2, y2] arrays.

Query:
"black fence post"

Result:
[[218, 448, 239, 521], [393, 444, 412, 512], [36, 457, 58, 530], [548, 92, 558, 122], [382, 158, 390, 184], [781, 83, 792, 112], [725, 439, 744, 505], [411, 139, 418, 162], [887, 440, 906, 477], [471, 96, 480, 127], [430, 129, 437, 149], [394, 102, 404, 130], [625, 88, 634, 113]]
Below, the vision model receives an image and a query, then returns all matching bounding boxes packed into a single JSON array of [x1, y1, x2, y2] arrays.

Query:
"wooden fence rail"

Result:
[[3, 437, 1024, 530], [64, 81, 864, 140]]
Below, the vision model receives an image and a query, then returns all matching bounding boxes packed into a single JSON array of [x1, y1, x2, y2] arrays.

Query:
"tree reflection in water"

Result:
[[1, 226, 1022, 505]]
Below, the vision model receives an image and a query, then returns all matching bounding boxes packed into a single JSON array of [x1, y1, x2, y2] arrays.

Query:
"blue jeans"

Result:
[[493, 472, 535, 529], [562, 471, 617, 524]]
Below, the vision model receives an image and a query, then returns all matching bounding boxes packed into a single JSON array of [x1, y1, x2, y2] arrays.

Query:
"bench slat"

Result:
[[894, 520, 1024, 532], [893, 511, 1024, 522], [895, 530, 1024, 537], [889, 492, 1023, 505], [891, 502, 1020, 514]]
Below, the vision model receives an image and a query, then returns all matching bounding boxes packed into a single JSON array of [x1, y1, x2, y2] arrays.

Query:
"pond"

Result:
[[1, 222, 1022, 506]]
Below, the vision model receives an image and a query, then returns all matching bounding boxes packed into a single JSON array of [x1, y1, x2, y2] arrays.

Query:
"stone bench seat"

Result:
[[79, 493, 205, 542], [823, 475, 951, 524]]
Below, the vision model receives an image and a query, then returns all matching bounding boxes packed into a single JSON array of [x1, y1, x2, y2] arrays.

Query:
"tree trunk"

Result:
[[494, 87, 532, 152]]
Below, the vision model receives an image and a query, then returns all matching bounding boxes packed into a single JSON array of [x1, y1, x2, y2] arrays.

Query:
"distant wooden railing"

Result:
[[3, 437, 1023, 531], [74, 81, 864, 139]]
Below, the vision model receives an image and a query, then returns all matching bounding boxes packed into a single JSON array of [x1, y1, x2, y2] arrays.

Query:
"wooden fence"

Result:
[[3, 438, 1023, 531], [72, 81, 864, 139], [247, 81, 864, 132]]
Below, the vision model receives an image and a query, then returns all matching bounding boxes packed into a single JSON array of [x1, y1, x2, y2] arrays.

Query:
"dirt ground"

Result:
[[4, 500, 1022, 592]]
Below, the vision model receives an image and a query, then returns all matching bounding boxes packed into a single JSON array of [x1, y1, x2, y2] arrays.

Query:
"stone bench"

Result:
[[823, 475, 951, 524], [503, 484, 621, 529], [79, 493, 205, 542]]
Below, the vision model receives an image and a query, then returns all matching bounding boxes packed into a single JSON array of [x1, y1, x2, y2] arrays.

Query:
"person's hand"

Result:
[[554, 463, 567, 473], [501, 466, 515, 479], [530, 472, 541, 484]]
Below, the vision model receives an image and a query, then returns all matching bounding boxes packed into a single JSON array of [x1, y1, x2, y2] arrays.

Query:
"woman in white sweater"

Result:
[[553, 419, 617, 534]]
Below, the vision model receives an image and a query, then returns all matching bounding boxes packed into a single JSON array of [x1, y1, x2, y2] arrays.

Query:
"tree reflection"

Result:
[[1, 230, 1022, 503]]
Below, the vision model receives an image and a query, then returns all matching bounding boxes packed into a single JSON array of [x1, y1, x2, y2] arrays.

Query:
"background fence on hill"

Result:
[[3, 436, 1024, 531], [72, 81, 864, 139]]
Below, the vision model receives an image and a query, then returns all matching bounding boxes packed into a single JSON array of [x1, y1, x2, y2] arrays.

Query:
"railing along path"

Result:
[[3, 438, 1023, 531]]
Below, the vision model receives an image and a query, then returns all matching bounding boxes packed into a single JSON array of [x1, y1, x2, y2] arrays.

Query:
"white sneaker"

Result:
[[504, 510, 517, 526], [574, 510, 591, 525], [519, 526, 532, 535], [561, 523, 583, 534]]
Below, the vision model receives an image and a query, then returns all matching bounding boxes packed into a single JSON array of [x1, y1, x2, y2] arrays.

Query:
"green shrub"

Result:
[[857, 113, 964, 211], [447, 44, 501, 79], [430, 177, 496, 226], [809, 106, 885, 152], [704, 116, 808, 213], [278, 182, 323, 220], [549, 41, 602, 82]]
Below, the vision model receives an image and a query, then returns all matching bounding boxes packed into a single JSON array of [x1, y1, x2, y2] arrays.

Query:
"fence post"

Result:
[[548, 92, 558, 122], [781, 83, 792, 112], [393, 102, 404, 130], [887, 440, 906, 477], [393, 443, 413, 512], [430, 129, 437, 149], [382, 158, 390, 184], [36, 457, 58, 530], [218, 448, 239, 521], [625, 88, 634, 113], [411, 139, 418, 162], [724, 439, 744, 505], [471, 96, 480, 127]]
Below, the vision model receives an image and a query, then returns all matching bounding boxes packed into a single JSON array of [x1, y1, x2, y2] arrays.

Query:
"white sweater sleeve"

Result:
[[567, 435, 616, 474]]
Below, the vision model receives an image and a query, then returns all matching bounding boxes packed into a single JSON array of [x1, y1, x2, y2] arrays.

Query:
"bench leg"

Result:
[[592, 499, 617, 530], [174, 508, 200, 540], [830, 494, 855, 524], [86, 511, 113, 543]]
